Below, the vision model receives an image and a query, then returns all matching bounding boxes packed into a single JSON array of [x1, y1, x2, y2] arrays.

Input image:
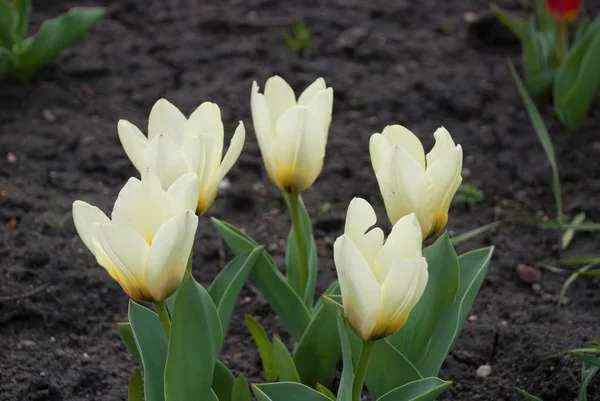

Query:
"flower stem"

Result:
[[287, 192, 309, 297], [155, 301, 171, 342], [352, 340, 375, 401], [559, 22, 568, 61]]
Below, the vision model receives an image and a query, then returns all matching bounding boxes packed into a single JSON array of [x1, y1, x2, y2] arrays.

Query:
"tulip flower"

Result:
[[118, 99, 245, 215], [72, 169, 200, 302], [334, 198, 428, 341], [251, 76, 333, 193], [370, 125, 463, 240], [546, 0, 580, 23]]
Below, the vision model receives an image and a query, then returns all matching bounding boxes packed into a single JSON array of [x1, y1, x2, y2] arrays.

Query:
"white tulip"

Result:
[[370, 125, 463, 240], [251, 76, 333, 193], [334, 198, 428, 341], [118, 99, 245, 215], [72, 169, 200, 302]]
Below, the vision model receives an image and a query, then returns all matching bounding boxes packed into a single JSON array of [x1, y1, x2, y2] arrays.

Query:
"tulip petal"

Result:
[[334, 235, 381, 341], [185, 102, 225, 148], [148, 98, 187, 144], [180, 136, 202, 173], [145, 133, 190, 189], [381, 125, 425, 169], [251, 82, 277, 183], [166, 172, 201, 214], [217, 121, 245, 182], [298, 77, 326, 106], [118, 119, 149, 172], [93, 223, 151, 301], [369, 133, 391, 174], [344, 198, 383, 267], [145, 211, 198, 301], [264, 75, 297, 129], [274, 106, 325, 192], [425, 127, 456, 167], [72, 200, 110, 255], [306, 87, 334, 139]]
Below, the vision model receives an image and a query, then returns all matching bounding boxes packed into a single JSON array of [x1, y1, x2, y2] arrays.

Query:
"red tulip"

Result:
[[545, 0, 581, 23]]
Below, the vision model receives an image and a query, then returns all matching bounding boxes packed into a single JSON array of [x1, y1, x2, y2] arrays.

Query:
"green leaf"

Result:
[[252, 383, 333, 401], [294, 282, 342, 387], [209, 247, 262, 337], [491, 5, 526, 40], [516, 388, 544, 401], [316, 383, 336, 401], [376, 377, 452, 401], [570, 352, 600, 368], [128, 369, 143, 401], [13, 0, 31, 37], [575, 19, 591, 43], [213, 361, 235, 401], [117, 322, 142, 365], [0, 1, 18, 48], [416, 247, 494, 376], [272, 335, 301, 382], [561, 212, 586, 249], [336, 313, 354, 401], [391, 233, 460, 363], [245, 315, 278, 382], [212, 218, 311, 341], [579, 366, 599, 401], [231, 375, 251, 401], [536, 0, 557, 34], [522, 18, 553, 93], [14, 7, 105, 78], [164, 273, 223, 401], [128, 301, 168, 401], [554, 21, 600, 129]]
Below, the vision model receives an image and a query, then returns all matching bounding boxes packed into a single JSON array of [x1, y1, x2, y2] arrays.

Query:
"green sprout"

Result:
[[283, 19, 313, 55], [452, 183, 484, 206]]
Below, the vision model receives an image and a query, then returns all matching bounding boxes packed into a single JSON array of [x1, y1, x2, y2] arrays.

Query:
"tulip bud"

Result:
[[370, 125, 462, 240], [118, 99, 245, 215], [72, 169, 200, 302], [545, 0, 580, 23], [334, 198, 428, 341], [251, 76, 333, 193]]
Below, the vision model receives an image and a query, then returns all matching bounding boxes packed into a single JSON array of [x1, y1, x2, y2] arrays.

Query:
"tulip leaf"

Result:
[[212, 218, 311, 341], [252, 383, 333, 401], [293, 282, 342, 388], [128, 369, 143, 401], [522, 17, 555, 98], [272, 335, 301, 383], [13, 0, 31, 38], [316, 383, 336, 401], [164, 273, 222, 401], [0, 1, 18, 48], [536, 0, 557, 34], [213, 360, 235, 401], [245, 315, 278, 382], [128, 301, 168, 401], [416, 247, 494, 376], [554, 20, 600, 129], [376, 377, 451, 401], [575, 19, 591, 43], [516, 388, 544, 401], [117, 322, 142, 365], [390, 233, 459, 364], [336, 313, 354, 401], [491, 5, 526, 40], [209, 247, 262, 337], [231, 374, 251, 401]]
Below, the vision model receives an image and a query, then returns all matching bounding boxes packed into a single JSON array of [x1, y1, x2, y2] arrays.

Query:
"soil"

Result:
[[1, 0, 600, 400]]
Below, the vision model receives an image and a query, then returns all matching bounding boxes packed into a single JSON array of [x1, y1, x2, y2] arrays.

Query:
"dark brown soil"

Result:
[[1, 1, 600, 400]]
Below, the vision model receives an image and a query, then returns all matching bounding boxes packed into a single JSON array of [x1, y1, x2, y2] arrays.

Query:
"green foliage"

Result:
[[128, 369, 143, 401], [213, 361, 235, 401], [231, 375, 252, 401], [272, 335, 301, 382], [245, 315, 278, 382], [252, 383, 332, 401], [0, 0, 104, 79], [452, 184, 484, 206], [283, 19, 313, 55], [376, 378, 452, 401]]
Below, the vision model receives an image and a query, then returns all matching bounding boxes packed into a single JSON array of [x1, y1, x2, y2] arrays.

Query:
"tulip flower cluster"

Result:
[[72, 75, 493, 401]]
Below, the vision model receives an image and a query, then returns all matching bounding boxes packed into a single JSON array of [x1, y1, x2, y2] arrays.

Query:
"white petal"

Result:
[[146, 211, 198, 301], [93, 223, 151, 301], [297, 77, 326, 106], [180, 136, 202, 173], [185, 102, 224, 157], [306, 87, 334, 139], [274, 106, 325, 192], [369, 133, 391, 174], [425, 127, 457, 168], [251, 82, 277, 183], [166, 172, 201, 213], [118, 119, 149, 172], [264, 75, 297, 128], [334, 235, 381, 341], [343, 198, 383, 267], [381, 125, 425, 169], [145, 133, 190, 189], [72, 200, 110, 255], [148, 98, 186, 144]]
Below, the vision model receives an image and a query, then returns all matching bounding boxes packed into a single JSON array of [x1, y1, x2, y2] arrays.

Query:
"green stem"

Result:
[[155, 301, 171, 342], [287, 192, 309, 296], [352, 340, 375, 401], [558, 22, 568, 61]]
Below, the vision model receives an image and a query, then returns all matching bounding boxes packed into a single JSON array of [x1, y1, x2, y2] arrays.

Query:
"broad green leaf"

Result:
[[253, 383, 333, 401], [128, 369, 143, 401], [128, 301, 168, 401], [575, 19, 591, 43], [209, 247, 262, 337], [164, 273, 222, 401], [522, 18, 552, 94], [536, 0, 557, 34], [516, 388, 544, 401], [416, 247, 494, 376], [13, 0, 31, 37], [14, 7, 105, 78], [554, 21, 600, 129], [294, 282, 341, 387], [272, 335, 301, 382], [376, 377, 452, 401], [245, 315, 278, 382], [0, 1, 18, 48], [231, 375, 251, 401], [391, 233, 460, 363], [316, 383, 336, 400], [117, 322, 142, 365], [212, 218, 311, 341], [527, 68, 555, 99], [491, 5, 526, 40], [336, 313, 354, 401], [213, 361, 234, 401]]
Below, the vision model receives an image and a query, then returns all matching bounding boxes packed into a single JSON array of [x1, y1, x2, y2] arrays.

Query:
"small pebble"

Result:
[[464, 11, 479, 24], [501, 320, 509, 327], [532, 283, 542, 292], [219, 178, 232, 191], [20, 340, 37, 347], [476, 364, 492, 378], [82, 352, 89, 359], [516, 264, 542, 284], [42, 109, 56, 123], [243, 296, 252, 304], [50, 337, 56, 342], [462, 167, 472, 178], [6, 152, 16, 163], [468, 315, 478, 322]]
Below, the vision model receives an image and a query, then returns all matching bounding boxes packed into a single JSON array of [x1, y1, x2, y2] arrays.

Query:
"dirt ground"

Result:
[[1, 0, 600, 400]]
